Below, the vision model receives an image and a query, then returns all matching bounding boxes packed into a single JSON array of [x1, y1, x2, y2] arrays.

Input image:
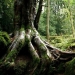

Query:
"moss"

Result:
[[25, 35, 31, 43], [54, 38, 63, 43], [69, 38, 75, 43], [46, 63, 65, 75], [0, 31, 10, 59], [25, 24, 31, 29], [65, 58, 75, 75], [31, 57, 40, 68], [5, 31, 25, 62], [6, 49, 17, 62], [57, 63, 65, 73], [18, 39, 25, 50], [46, 65, 55, 75], [39, 43, 49, 60], [14, 62, 27, 75], [50, 37, 75, 51], [39, 43, 46, 53], [0, 60, 11, 75], [6, 40, 25, 61], [20, 26, 25, 31], [29, 50, 40, 65], [0, 31, 10, 46], [0, 36, 7, 46]]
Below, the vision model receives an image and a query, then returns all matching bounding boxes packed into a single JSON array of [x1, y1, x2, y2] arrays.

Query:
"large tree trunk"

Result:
[[0, 0, 75, 75]]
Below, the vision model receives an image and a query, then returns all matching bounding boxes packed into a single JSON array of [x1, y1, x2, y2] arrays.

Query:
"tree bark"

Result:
[[0, 0, 75, 75]]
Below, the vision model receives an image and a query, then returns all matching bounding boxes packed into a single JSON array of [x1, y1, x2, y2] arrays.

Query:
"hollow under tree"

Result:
[[1, 0, 75, 75]]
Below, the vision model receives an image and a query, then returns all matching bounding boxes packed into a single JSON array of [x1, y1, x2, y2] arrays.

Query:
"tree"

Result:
[[1, 0, 75, 75], [46, 0, 50, 41]]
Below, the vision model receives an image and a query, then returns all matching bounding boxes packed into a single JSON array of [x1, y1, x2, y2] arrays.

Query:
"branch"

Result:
[[34, 0, 43, 30]]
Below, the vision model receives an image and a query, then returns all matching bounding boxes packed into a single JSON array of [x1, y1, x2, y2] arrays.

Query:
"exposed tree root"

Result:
[[0, 29, 25, 69], [45, 41, 75, 61], [0, 28, 75, 75]]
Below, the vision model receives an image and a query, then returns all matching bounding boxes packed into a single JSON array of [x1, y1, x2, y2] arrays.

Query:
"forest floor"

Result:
[[48, 35, 75, 51]]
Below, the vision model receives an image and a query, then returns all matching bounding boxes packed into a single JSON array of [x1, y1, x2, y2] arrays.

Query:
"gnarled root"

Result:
[[0, 27, 75, 75]]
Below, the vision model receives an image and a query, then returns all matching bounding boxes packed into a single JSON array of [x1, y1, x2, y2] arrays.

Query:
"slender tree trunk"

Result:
[[46, 0, 50, 42], [70, 11, 75, 37], [68, 0, 75, 37]]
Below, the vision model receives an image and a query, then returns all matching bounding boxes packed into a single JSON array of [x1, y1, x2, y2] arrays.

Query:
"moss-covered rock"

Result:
[[65, 58, 75, 75]]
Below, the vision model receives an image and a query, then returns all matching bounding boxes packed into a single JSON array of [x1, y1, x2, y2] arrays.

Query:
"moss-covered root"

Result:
[[34, 36, 52, 59], [33, 35, 52, 74], [8, 31, 19, 51], [4, 30, 25, 64], [25, 42, 40, 75], [25, 29, 40, 75]]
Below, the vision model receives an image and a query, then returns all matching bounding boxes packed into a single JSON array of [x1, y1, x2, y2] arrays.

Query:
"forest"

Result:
[[0, 0, 75, 75]]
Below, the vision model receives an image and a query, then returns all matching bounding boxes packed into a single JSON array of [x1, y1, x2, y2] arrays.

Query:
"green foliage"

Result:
[[6, 49, 17, 62], [0, 31, 10, 46], [38, 12, 47, 36], [50, 36, 75, 51], [39, 0, 75, 36], [0, 31, 10, 58], [0, 0, 14, 33]]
